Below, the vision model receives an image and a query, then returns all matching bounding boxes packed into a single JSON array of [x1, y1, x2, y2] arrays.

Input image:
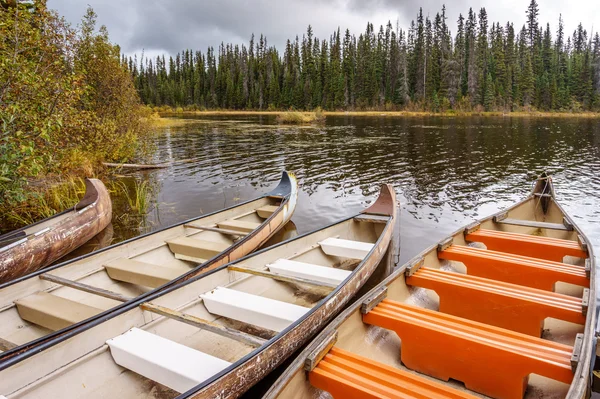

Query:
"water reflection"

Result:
[[107, 115, 600, 265]]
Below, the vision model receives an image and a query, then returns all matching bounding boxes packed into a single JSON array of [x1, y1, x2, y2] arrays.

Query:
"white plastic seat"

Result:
[[106, 327, 231, 393], [318, 237, 374, 259], [267, 259, 351, 286], [200, 287, 310, 331]]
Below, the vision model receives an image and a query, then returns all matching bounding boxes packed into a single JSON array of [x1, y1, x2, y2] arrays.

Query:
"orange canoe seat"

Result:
[[406, 267, 586, 336], [363, 300, 576, 399], [465, 228, 587, 262], [309, 347, 478, 399], [439, 245, 589, 291]]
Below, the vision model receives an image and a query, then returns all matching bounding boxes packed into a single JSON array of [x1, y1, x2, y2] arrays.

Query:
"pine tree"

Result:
[[526, 0, 539, 47], [455, 13, 466, 98], [484, 72, 495, 110], [505, 23, 516, 109], [476, 8, 488, 106], [519, 26, 535, 106], [466, 8, 478, 104]]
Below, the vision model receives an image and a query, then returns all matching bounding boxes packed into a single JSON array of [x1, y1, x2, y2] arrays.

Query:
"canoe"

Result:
[[264, 173, 595, 399], [0, 184, 397, 399], [0, 171, 297, 360], [0, 178, 112, 284]]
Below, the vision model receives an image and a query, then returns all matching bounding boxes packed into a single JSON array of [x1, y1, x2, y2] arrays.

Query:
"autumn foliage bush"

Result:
[[0, 1, 148, 209]]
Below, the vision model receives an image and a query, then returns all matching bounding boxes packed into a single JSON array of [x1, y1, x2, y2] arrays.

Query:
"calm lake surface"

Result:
[[105, 115, 600, 266]]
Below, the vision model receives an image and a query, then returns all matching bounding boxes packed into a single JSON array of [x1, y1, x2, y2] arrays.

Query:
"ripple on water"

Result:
[[108, 115, 600, 266]]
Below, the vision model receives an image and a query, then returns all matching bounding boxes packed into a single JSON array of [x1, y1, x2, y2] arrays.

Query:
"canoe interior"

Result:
[[0, 196, 281, 353], [0, 216, 387, 398], [268, 194, 593, 399]]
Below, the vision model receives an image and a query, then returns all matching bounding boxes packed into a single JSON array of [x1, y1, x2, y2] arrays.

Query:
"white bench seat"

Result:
[[318, 237, 374, 259], [166, 237, 230, 263], [106, 327, 231, 393], [267, 259, 351, 286], [217, 219, 261, 233], [200, 287, 310, 331], [256, 205, 279, 218], [15, 292, 103, 331], [104, 258, 190, 288]]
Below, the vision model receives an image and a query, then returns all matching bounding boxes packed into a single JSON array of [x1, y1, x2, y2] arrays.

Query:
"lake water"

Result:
[[105, 115, 600, 266]]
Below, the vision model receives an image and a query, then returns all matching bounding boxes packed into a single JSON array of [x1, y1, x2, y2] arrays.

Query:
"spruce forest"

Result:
[[129, 1, 600, 113]]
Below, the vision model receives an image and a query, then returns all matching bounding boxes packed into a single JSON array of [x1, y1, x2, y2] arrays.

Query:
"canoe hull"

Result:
[[184, 185, 397, 398], [0, 179, 112, 283]]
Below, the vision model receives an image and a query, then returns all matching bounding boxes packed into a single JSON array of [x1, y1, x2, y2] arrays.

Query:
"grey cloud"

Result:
[[48, 0, 599, 58]]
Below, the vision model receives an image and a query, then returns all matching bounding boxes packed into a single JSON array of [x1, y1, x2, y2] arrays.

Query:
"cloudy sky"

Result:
[[48, 0, 598, 59]]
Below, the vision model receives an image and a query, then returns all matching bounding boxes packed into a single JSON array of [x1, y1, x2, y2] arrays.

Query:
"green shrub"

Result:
[[0, 2, 148, 225]]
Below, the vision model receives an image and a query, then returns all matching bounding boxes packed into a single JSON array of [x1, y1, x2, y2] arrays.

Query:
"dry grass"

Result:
[[276, 111, 321, 124], [319, 110, 600, 118], [154, 107, 600, 118], [1, 178, 88, 227], [144, 112, 190, 127]]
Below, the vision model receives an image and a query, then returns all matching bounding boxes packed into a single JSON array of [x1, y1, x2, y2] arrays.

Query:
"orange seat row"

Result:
[[406, 267, 585, 336], [309, 228, 586, 399], [362, 300, 574, 399], [438, 245, 588, 291], [310, 347, 478, 399], [465, 228, 587, 262]]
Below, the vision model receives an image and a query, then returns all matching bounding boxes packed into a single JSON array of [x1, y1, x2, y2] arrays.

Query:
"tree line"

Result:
[[128, 1, 600, 112]]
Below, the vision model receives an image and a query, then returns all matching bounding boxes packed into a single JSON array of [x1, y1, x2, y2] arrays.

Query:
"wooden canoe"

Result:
[[0, 184, 397, 399], [264, 173, 596, 399], [0, 171, 297, 360], [0, 178, 112, 284]]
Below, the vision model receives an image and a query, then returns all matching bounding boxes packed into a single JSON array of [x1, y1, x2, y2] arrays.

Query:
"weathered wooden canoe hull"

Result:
[[0, 179, 112, 283], [0, 172, 297, 364], [263, 175, 596, 399], [182, 184, 397, 398]]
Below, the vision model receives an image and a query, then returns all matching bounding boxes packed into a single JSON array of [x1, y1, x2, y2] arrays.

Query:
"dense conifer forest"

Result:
[[128, 1, 600, 112]]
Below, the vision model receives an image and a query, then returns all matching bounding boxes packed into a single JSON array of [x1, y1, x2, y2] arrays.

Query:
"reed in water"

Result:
[[277, 108, 326, 124]]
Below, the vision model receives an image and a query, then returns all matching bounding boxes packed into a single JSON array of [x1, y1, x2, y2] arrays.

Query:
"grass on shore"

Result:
[[145, 112, 191, 128], [155, 107, 600, 118], [3, 178, 89, 227]]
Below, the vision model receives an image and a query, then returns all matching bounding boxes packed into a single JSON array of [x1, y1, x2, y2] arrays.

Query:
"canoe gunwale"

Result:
[[0, 209, 71, 245], [0, 171, 297, 368], [560, 202, 595, 398], [263, 177, 596, 399], [180, 184, 397, 398]]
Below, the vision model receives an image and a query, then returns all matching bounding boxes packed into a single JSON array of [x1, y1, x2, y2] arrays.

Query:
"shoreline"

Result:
[[158, 109, 600, 118]]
